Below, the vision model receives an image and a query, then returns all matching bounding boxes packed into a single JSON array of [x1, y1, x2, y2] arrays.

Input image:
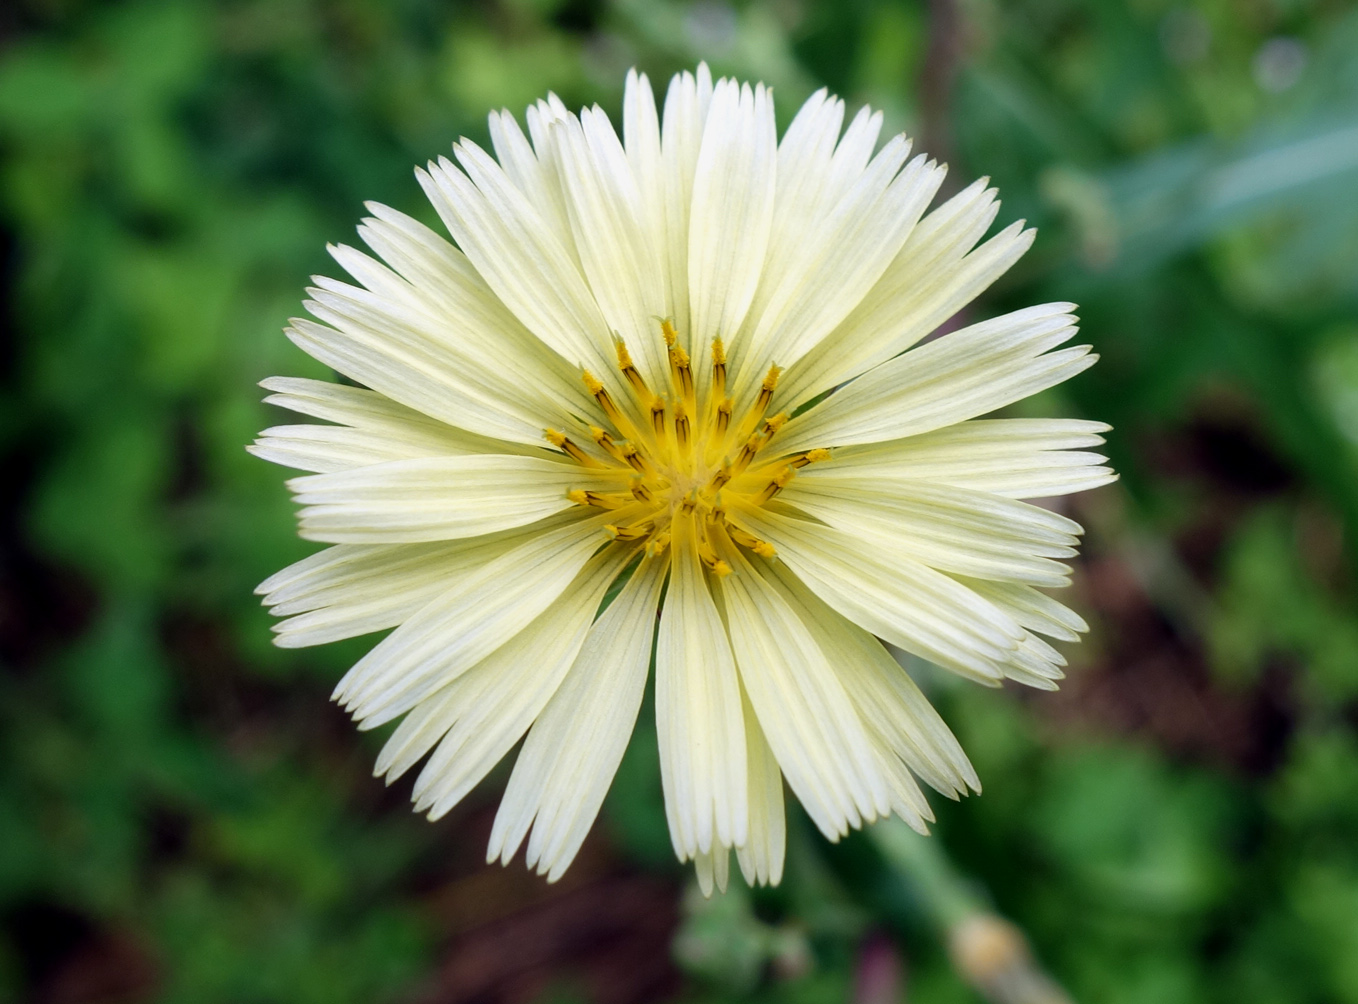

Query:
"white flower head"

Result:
[[253, 65, 1115, 895]]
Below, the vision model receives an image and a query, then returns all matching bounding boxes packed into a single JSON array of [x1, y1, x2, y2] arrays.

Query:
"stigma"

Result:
[[551, 319, 832, 571]]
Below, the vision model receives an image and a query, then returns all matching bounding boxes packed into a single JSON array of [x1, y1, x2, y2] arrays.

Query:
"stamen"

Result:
[[788, 448, 832, 469], [729, 366, 782, 450], [619, 442, 654, 476], [698, 534, 732, 577], [763, 412, 789, 437], [669, 343, 693, 402], [567, 489, 631, 509], [754, 466, 795, 504], [589, 425, 629, 463], [615, 339, 649, 397], [578, 344, 808, 570], [708, 460, 732, 492], [649, 396, 667, 439], [731, 433, 764, 477], [605, 520, 655, 542], [646, 531, 671, 558], [715, 398, 733, 437], [727, 523, 777, 558], [756, 365, 781, 414], [673, 401, 690, 452], [584, 370, 650, 446], [545, 429, 603, 467]]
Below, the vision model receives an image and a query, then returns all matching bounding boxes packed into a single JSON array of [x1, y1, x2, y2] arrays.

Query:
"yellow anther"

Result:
[[783, 446, 831, 472], [545, 429, 602, 467], [697, 534, 721, 567], [710, 559, 733, 577], [731, 433, 764, 476], [669, 343, 694, 401], [763, 412, 789, 436], [758, 364, 781, 403], [730, 366, 782, 450], [615, 338, 649, 397], [605, 520, 655, 542], [661, 317, 678, 347], [584, 370, 644, 442], [568, 489, 630, 510], [646, 531, 671, 558], [589, 425, 629, 463], [674, 401, 690, 452], [710, 338, 728, 403], [727, 524, 775, 556], [630, 479, 654, 503], [754, 466, 795, 504], [649, 396, 667, 437], [619, 442, 653, 476], [679, 491, 698, 516], [709, 461, 732, 492], [715, 397, 733, 437]]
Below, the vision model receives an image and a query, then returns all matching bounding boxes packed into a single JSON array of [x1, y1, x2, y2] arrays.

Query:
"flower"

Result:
[[252, 64, 1115, 895]]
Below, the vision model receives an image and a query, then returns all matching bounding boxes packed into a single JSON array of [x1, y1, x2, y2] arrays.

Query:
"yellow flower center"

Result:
[[548, 319, 830, 575]]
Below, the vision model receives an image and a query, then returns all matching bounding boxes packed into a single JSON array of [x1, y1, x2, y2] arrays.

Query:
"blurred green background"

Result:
[[2, 0, 1358, 1001]]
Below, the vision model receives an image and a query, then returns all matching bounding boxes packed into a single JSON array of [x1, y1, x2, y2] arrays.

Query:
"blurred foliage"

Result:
[[1, 0, 1357, 1002]]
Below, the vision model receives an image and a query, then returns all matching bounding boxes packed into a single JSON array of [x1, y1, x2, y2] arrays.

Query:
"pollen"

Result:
[[560, 318, 830, 572]]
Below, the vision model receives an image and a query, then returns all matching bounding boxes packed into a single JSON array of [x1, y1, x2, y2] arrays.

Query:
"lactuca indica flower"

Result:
[[253, 65, 1115, 895]]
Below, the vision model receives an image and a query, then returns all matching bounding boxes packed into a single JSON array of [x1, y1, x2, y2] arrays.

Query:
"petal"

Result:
[[686, 79, 777, 363], [732, 137, 947, 401], [622, 69, 678, 340], [774, 303, 1094, 453], [554, 106, 671, 387], [716, 535, 891, 839], [251, 423, 451, 474], [353, 204, 593, 417], [288, 454, 623, 544], [954, 576, 1089, 642], [285, 311, 548, 448], [489, 553, 667, 880], [808, 418, 1115, 499], [487, 108, 576, 260], [259, 527, 535, 648], [780, 180, 1030, 407], [656, 516, 748, 859], [301, 259, 576, 441], [727, 505, 1023, 685], [767, 563, 979, 799], [256, 376, 542, 474], [332, 513, 611, 726], [659, 63, 715, 337], [373, 545, 633, 821], [778, 477, 1080, 588], [735, 687, 785, 887], [693, 842, 731, 897], [419, 146, 619, 388]]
